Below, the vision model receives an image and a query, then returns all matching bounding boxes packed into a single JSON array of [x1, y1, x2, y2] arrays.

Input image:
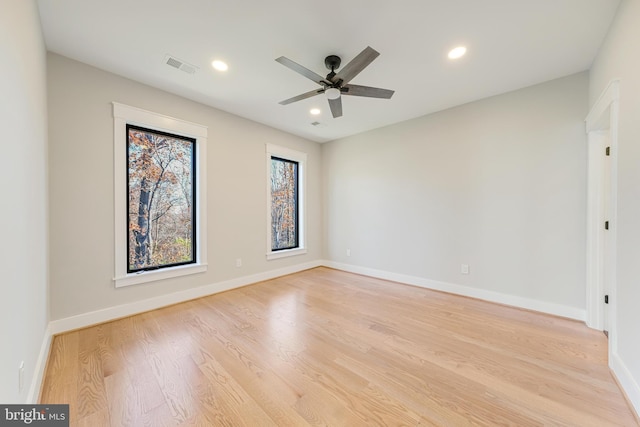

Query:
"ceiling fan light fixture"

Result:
[[325, 87, 341, 100]]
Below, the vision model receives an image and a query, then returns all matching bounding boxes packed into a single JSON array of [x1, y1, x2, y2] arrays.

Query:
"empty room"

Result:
[[2, 0, 640, 425]]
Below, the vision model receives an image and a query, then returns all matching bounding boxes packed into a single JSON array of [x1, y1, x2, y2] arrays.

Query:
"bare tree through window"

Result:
[[127, 125, 195, 272], [271, 157, 298, 251]]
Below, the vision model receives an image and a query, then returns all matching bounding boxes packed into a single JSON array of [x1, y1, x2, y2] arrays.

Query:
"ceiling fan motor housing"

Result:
[[325, 55, 341, 71]]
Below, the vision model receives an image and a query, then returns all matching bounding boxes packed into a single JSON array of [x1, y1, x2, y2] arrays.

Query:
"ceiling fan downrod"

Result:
[[324, 55, 341, 81]]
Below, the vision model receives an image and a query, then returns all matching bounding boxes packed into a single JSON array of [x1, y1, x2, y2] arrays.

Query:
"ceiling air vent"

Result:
[[164, 55, 198, 74]]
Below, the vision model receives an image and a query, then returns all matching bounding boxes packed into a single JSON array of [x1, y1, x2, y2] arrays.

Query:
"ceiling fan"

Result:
[[275, 46, 395, 118]]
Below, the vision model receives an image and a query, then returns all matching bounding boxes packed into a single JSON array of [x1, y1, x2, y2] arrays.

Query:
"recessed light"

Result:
[[310, 108, 321, 115], [448, 46, 467, 60], [211, 60, 228, 71]]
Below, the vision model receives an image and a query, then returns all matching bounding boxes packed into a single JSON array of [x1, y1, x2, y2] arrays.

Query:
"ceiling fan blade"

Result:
[[328, 97, 343, 118], [333, 46, 379, 85], [343, 84, 394, 99], [279, 89, 324, 105], [275, 56, 330, 86]]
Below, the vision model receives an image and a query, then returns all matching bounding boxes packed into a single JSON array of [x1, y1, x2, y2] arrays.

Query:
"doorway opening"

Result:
[[585, 80, 619, 356]]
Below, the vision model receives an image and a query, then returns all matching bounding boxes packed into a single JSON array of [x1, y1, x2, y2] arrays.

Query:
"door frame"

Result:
[[585, 79, 619, 352]]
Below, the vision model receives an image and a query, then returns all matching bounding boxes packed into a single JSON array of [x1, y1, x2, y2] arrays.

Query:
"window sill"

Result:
[[114, 263, 207, 288], [266, 248, 307, 260]]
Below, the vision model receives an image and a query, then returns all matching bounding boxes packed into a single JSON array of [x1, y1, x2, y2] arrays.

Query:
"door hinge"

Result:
[[605, 221, 609, 230], [605, 295, 609, 304], [606, 146, 611, 156]]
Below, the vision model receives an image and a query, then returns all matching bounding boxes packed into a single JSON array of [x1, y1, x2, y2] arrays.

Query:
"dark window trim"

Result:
[[271, 155, 299, 251], [126, 124, 197, 273]]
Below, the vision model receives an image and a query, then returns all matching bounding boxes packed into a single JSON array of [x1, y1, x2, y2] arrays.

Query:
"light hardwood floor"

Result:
[[40, 267, 638, 426]]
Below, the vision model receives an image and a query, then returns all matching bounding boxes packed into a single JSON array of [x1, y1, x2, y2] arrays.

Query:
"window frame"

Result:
[[126, 123, 197, 274], [270, 156, 300, 252], [113, 102, 208, 287], [266, 144, 307, 260]]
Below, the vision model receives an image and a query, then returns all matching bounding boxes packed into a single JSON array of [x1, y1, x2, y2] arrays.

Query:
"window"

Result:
[[127, 125, 196, 273], [113, 103, 207, 287], [266, 144, 307, 260], [271, 157, 299, 251]]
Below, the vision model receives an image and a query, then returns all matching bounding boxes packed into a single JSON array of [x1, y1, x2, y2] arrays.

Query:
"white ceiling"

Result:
[[37, 0, 619, 143]]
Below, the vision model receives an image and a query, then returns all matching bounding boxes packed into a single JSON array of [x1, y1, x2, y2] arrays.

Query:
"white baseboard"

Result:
[[47, 259, 584, 336], [40, 258, 640, 415], [611, 352, 640, 418], [49, 260, 323, 335], [324, 261, 586, 321], [27, 324, 52, 404]]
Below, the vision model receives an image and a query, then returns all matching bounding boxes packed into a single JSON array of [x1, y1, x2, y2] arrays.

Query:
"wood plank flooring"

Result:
[[40, 267, 638, 426]]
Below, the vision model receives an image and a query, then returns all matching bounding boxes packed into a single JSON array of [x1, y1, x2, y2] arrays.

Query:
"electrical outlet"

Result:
[[235, 258, 242, 267], [19, 361, 24, 392], [461, 264, 470, 275], [346, 249, 351, 257]]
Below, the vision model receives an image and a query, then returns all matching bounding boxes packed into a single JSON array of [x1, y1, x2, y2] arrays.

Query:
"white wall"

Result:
[[47, 53, 322, 321], [323, 72, 588, 317], [0, 0, 49, 403], [589, 0, 640, 413]]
